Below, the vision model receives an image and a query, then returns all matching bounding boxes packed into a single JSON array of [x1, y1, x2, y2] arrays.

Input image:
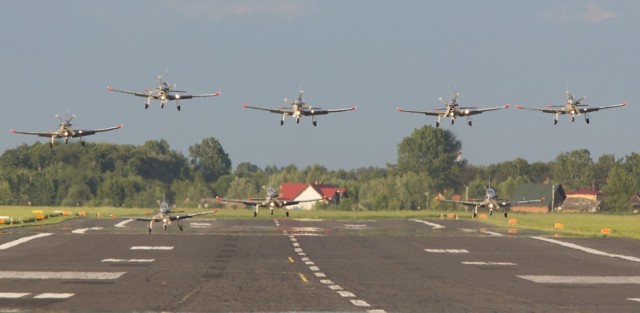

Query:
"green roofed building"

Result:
[[511, 183, 566, 213]]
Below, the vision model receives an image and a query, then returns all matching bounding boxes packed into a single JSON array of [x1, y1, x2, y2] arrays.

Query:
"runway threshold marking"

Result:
[[0, 293, 30, 298], [33, 293, 74, 299], [518, 275, 640, 284], [411, 219, 445, 229], [72, 227, 103, 234], [532, 236, 640, 262], [0, 233, 52, 250], [0, 271, 125, 280], [114, 219, 134, 227]]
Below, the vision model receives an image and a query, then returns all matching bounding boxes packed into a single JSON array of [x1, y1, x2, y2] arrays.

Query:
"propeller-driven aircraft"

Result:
[[515, 90, 626, 124], [242, 89, 356, 126], [128, 195, 217, 234], [10, 114, 122, 147], [437, 182, 543, 218], [397, 91, 509, 127], [216, 186, 322, 217], [107, 74, 221, 111]]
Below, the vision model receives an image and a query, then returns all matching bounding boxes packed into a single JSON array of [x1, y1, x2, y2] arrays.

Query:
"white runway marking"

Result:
[[0, 233, 52, 250], [481, 230, 503, 237], [518, 275, 640, 284], [329, 285, 343, 290], [189, 222, 212, 229], [411, 219, 445, 229], [0, 271, 125, 280], [628, 298, 640, 302], [338, 291, 356, 298], [462, 261, 516, 266], [344, 224, 367, 230], [130, 246, 174, 250], [114, 219, 134, 227], [72, 227, 103, 234], [309, 266, 320, 271], [350, 299, 371, 307], [532, 236, 640, 262], [33, 293, 74, 299], [101, 259, 155, 263], [425, 249, 469, 253], [0, 293, 30, 298]]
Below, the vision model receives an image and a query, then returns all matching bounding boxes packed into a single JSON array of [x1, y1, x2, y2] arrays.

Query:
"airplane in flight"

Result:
[[128, 195, 217, 234], [515, 90, 626, 124], [216, 186, 322, 217], [242, 89, 356, 126], [107, 74, 221, 111], [397, 91, 509, 127], [10, 114, 122, 147], [437, 182, 543, 218]]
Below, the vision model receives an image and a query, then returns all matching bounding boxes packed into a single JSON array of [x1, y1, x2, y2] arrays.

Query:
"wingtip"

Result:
[[515, 104, 523, 109], [107, 86, 113, 91], [622, 101, 627, 106], [215, 196, 222, 201], [242, 102, 248, 108], [504, 103, 511, 109], [10, 129, 16, 134], [117, 124, 124, 129], [215, 91, 222, 96], [351, 105, 357, 111]]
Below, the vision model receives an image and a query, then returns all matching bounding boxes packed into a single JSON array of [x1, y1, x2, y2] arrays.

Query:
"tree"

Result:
[[397, 126, 462, 191], [552, 149, 594, 190], [188, 137, 232, 183], [602, 166, 636, 213]]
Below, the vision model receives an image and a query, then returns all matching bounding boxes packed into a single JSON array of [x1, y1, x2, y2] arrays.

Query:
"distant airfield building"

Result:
[[561, 189, 604, 213], [511, 183, 566, 213], [280, 182, 347, 210]]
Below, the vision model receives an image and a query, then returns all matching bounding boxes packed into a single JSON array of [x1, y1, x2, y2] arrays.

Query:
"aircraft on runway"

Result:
[[397, 90, 509, 127], [10, 114, 122, 147], [216, 186, 322, 217], [437, 182, 543, 218], [128, 195, 217, 234], [107, 74, 221, 111], [515, 90, 626, 124], [242, 89, 356, 126]]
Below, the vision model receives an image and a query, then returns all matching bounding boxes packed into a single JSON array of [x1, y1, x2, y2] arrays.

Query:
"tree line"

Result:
[[0, 127, 638, 213]]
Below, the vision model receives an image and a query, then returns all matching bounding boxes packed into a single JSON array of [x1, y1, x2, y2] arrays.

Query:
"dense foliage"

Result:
[[0, 127, 638, 212]]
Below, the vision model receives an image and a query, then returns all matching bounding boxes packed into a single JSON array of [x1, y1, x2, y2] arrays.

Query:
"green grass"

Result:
[[2, 206, 640, 239]]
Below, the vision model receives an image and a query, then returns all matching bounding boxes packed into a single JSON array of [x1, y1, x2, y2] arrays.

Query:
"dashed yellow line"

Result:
[[298, 273, 309, 283], [288, 256, 295, 263]]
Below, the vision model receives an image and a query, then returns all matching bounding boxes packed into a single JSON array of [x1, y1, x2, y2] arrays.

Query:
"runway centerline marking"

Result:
[[411, 219, 445, 229], [518, 275, 640, 284], [0, 271, 125, 280], [101, 259, 155, 263], [462, 261, 516, 266], [628, 298, 640, 302], [0, 233, 52, 250], [425, 249, 469, 254], [130, 246, 174, 250], [532, 236, 640, 262]]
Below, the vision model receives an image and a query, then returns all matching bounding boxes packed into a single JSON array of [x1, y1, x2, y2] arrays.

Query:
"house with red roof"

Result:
[[280, 183, 347, 210]]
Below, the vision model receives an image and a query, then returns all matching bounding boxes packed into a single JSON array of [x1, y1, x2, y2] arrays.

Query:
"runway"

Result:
[[1, 217, 640, 312]]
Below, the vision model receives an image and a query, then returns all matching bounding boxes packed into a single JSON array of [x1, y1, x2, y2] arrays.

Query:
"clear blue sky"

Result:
[[1, 1, 638, 170]]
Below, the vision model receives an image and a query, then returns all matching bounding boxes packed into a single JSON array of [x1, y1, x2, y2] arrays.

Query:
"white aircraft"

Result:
[[516, 90, 626, 124], [11, 114, 122, 147], [242, 89, 356, 126], [397, 90, 509, 127], [108, 74, 221, 111], [128, 195, 217, 234]]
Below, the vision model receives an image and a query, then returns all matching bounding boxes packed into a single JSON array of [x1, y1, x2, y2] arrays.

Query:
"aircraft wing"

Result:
[[515, 105, 566, 114], [73, 124, 123, 137], [216, 196, 263, 207], [10, 129, 56, 138], [580, 101, 627, 113], [499, 198, 544, 207], [170, 209, 218, 221], [189, 91, 222, 98], [437, 198, 483, 207], [107, 86, 158, 98], [396, 107, 442, 116], [242, 103, 294, 114], [460, 104, 510, 116], [300, 106, 357, 116], [281, 198, 323, 206]]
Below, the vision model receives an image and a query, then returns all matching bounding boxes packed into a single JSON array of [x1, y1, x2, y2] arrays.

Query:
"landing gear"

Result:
[[553, 119, 558, 125], [489, 209, 493, 216], [286, 211, 289, 217], [435, 122, 440, 128], [473, 207, 478, 219], [585, 118, 590, 124], [145, 103, 149, 109], [451, 119, 455, 125], [253, 211, 257, 217], [504, 212, 508, 218], [177, 105, 181, 111], [280, 120, 284, 126], [178, 220, 183, 231], [468, 120, 472, 126], [312, 120, 317, 127]]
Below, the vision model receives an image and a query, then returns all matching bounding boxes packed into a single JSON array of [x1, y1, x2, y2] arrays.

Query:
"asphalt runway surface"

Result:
[[1, 216, 640, 312]]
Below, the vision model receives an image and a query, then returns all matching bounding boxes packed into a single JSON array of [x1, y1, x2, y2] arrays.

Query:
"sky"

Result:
[[1, 0, 638, 170]]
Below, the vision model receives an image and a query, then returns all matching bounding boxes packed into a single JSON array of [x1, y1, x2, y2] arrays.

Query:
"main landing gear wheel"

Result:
[[286, 211, 289, 217], [504, 212, 508, 218], [253, 211, 257, 217]]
